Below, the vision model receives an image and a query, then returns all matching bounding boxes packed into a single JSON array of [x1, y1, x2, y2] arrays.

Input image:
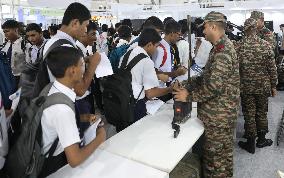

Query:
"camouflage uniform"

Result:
[[237, 18, 278, 138], [250, 11, 276, 49], [184, 12, 240, 178]]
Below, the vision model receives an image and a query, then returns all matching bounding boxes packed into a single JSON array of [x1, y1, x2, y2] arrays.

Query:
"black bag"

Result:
[[102, 50, 147, 131], [32, 39, 75, 99], [5, 83, 75, 178]]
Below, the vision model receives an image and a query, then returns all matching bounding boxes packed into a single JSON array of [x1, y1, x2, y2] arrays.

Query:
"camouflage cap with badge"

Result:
[[199, 11, 226, 27], [250, 11, 264, 20], [204, 11, 226, 23], [244, 18, 257, 31]]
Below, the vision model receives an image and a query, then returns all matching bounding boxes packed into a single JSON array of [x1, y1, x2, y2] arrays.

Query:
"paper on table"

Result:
[[83, 118, 101, 145], [95, 52, 113, 78], [146, 99, 165, 115]]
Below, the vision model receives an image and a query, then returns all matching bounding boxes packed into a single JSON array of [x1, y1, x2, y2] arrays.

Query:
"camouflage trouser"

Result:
[[241, 94, 269, 137], [203, 127, 234, 178]]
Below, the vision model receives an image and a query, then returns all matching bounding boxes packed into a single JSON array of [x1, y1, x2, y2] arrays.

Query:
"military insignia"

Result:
[[214, 44, 225, 53]]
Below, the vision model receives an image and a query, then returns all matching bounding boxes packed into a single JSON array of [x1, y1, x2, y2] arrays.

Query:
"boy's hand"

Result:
[[157, 73, 169, 82], [89, 52, 101, 67]]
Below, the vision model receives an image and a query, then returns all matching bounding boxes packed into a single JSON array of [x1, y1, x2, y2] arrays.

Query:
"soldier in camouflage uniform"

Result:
[[250, 11, 276, 49], [237, 18, 278, 153], [173, 11, 240, 178]]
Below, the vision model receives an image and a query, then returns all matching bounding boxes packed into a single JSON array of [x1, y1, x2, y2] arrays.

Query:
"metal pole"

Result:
[[187, 15, 192, 80], [12, 0, 15, 19]]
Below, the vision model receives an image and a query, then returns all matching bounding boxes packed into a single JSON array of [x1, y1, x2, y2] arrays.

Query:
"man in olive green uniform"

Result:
[[250, 11, 276, 49], [173, 11, 240, 178], [237, 18, 278, 153]]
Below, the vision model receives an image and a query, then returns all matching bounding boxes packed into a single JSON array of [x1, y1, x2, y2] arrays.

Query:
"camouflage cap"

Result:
[[250, 11, 264, 20], [244, 18, 257, 31], [204, 11, 226, 23]]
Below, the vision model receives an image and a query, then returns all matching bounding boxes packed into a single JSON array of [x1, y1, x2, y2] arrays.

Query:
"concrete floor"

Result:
[[234, 91, 284, 178]]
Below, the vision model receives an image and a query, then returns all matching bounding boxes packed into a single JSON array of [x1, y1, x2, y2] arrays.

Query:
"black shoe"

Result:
[[238, 137, 255, 154], [256, 138, 273, 148]]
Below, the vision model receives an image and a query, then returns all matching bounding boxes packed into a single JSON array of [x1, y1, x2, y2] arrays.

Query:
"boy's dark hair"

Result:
[[2, 20, 19, 29], [108, 27, 116, 36], [164, 20, 181, 35], [163, 17, 174, 25], [178, 19, 189, 35], [26, 23, 42, 33], [49, 25, 58, 34], [121, 19, 132, 29], [87, 21, 98, 33], [102, 24, 108, 32], [118, 25, 132, 39], [138, 28, 162, 47], [62, 2, 91, 25], [115, 22, 121, 29], [47, 46, 83, 78], [142, 16, 164, 31], [280, 24, 284, 28], [43, 30, 50, 39]]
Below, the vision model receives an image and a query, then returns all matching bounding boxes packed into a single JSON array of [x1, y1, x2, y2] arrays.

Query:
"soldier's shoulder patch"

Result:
[[214, 44, 225, 53], [262, 28, 272, 35]]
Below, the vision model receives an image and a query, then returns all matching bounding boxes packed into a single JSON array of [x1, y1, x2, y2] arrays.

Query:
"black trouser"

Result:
[[134, 98, 147, 122], [39, 152, 67, 178], [93, 77, 103, 111]]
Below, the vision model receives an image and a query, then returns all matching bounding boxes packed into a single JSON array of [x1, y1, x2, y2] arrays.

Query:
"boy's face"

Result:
[[71, 58, 85, 83], [169, 31, 181, 44], [3, 28, 18, 41], [146, 42, 160, 56], [73, 19, 89, 40], [26, 30, 43, 46], [86, 29, 97, 46]]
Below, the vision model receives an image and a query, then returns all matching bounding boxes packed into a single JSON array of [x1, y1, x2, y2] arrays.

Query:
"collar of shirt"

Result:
[[54, 30, 77, 46], [214, 35, 226, 48], [76, 40, 87, 57], [135, 46, 150, 58], [161, 38, 170, 48], [53, 80, 76, 102], [31, 38, 47, 50], [12, 37, 23, 45]]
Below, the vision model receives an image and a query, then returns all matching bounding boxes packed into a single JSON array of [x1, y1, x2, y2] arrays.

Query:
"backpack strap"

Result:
[[120, 49, 133, 69], [43, 39, 74, 60], [38, 83, 54, 97], [126, 53, 148, 71], [158, 43, 167, 68]]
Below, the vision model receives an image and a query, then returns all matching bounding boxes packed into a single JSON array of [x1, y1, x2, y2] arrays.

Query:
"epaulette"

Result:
[[214, 43, 225, 53]]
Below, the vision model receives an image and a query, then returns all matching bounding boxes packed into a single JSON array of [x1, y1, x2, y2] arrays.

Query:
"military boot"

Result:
[[238, 137, 255, 154], [256, 131, 273, 148]]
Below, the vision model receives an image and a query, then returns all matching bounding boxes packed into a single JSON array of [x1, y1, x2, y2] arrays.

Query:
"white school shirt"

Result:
[[0, 37, 31, 76], [75, 40, 90, 100], [152, 39, 172, 73], [26, 39, 47, 64], [194, 38, 212, 68], [119, 46, 159, 100], [176, 39, 189, 68], [43, 30, 77, 83], [41, 81, 80, 156]]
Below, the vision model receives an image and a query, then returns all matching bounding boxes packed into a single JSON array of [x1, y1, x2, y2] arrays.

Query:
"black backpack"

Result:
[[102, 49, 147, 131], [31, 39, 75, 99], [5, 83, 75, 178]]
